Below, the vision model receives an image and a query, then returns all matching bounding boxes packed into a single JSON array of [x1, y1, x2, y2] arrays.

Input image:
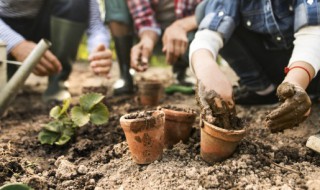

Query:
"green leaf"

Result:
[[55, 127, 75, 145], [0, 183, 34, 190], [50, 106, 61, 119], [60, 98, 71, 115], [43, 121, 63, 133], [90, 103, 109, 125], [71, 106, 90, 127], [55, 135, 71, 145], [79, 93, 104, 111], [49, 99, 70, 119], [38, 130, 60, 145]]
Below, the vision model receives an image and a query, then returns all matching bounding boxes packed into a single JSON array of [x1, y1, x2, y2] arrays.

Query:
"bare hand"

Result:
[[162, 23, 188, 65], [10, 40, 62, 76], [266, 82, 311, 132], [89, 44, 113, 78], [130, 37, 155, 72]]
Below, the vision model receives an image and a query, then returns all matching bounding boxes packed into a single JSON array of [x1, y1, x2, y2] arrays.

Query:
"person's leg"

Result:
[[105, 0, 134, 95], [219, 25, 292, 105], [42, 0, 88, 102]]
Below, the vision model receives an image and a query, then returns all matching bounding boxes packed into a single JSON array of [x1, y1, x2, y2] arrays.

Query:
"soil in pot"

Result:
[[158, 105, 197, 148], [138, 80, 163, 106], [120, 110, 165, 164], [196, 87, 246, 164]]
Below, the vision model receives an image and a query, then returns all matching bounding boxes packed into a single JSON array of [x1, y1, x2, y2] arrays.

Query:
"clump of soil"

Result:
[[196, 82, 244, 130], [158, 105, 197, 114], [124, 111, 154, 120]]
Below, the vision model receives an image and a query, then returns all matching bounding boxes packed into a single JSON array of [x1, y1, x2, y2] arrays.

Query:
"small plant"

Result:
[[38, 93, 109, 145]]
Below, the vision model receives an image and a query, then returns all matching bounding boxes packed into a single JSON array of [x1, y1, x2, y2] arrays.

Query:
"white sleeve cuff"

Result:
[[289, 26, 320, 77], [189, 29, 223, 74], [139, 27, 161, 36], [0, 19, 25, 53]]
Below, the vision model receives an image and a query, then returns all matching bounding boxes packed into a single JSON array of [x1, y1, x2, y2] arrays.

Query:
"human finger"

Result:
[[90, 60, 112, 74], [276, 82, 295, 100], [267, 115, 307, 133], [267, 104, 310, 126], [43, 50, 62, 73], [89, 49, 112, 61], [33, 62, 49, 76], [165, 42, 175, 65]]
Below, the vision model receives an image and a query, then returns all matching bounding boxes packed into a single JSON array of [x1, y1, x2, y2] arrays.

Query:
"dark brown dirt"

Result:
[[158, 105, 196, 114], [0, 62, 320, 190]]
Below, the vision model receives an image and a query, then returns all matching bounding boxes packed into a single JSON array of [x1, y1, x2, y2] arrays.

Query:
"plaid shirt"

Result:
[[127, 0, 202, 35]]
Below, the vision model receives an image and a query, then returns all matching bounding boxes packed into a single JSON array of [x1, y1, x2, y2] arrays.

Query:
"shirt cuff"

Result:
[[189, 29, 224, 73], [87, 32, 110, 53], [0, 19, 25, 53], [139, 26, 161, 36], [289, 26, 320, 77]]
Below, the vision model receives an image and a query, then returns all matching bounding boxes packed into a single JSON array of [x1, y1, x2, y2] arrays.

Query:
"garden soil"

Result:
[[1, 62, 320, 190]]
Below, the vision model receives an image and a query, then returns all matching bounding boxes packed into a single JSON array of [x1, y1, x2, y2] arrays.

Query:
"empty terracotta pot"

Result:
[[200, 119, 246, 164], [138, 80, 163, 106], [120, 110, 165, 164], [160, 107, 196, 148]]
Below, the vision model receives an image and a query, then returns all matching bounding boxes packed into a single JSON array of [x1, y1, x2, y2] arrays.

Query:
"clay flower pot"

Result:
[[120, 110, 165, 164], [159, 106, 197, 148], [200, 119, 246, 164], [138, 80, 163, 106]]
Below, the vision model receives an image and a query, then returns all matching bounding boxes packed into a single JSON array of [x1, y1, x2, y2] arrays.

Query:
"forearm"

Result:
[[0, 19, 25, 53], [139, 30, 159, 48], [283, 61, 315, 89], [286, 26, 320, 89], [192, 49, 226, 88], [189, 29, 223, 73]]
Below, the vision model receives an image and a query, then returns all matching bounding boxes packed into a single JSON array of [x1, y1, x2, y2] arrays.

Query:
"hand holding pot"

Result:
[[196, 81, 235, 129], [266, 82, 311, 132]]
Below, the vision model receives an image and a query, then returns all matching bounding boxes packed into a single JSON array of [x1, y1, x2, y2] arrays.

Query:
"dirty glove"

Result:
[[266, 82, 311, 133], [196, 81, 235, 129]]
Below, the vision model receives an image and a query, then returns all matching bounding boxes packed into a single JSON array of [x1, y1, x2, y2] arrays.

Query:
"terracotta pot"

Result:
[[161, 107, 196, 148], [138, 80, 163, 106], [200, 119, 246, 164], [120, 110, 165, 164]]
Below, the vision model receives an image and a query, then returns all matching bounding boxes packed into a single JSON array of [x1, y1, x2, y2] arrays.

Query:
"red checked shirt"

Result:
[[127, 0, 202, 35]]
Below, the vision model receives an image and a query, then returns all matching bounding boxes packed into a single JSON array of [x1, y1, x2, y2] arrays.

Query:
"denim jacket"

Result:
[[196, 0, 320, 50]]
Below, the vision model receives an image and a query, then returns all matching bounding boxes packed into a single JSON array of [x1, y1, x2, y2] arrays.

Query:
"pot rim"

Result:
[[120, 110, 165, 124], [202, 119, 246, 142], [160, 108, 196, 122]]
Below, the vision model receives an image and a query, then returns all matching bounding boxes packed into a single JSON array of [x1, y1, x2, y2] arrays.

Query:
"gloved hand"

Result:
[[196, 81, 235, 129], [266, 82, 311, 132]]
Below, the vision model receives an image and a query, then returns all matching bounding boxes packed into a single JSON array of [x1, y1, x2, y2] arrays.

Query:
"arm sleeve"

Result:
[[127, 0, 161, 36], [294, 0, 320, 32], [87, 0, 111, 53], [288, 25, 320, 77], [196, 0, 240, 41], [189, 29, 224, 73], [0, 19, 25, 53]]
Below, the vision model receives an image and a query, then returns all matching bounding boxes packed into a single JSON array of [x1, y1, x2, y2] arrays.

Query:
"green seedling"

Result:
[[0, 183, 33, 190], [38, 93, 109, 145]]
